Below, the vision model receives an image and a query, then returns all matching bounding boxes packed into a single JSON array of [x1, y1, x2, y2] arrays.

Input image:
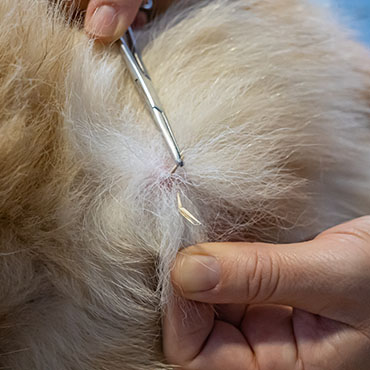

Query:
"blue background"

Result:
[[328, 0, 370, 45]]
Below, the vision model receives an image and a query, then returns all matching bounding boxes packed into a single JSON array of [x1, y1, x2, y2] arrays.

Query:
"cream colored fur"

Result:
[[0, 0, 370, 369]]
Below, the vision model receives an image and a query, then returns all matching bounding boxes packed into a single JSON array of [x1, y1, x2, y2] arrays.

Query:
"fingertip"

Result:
[[84, 1, 141, 43], [171, 253, 221, 298], [84, 5, 126, 43]]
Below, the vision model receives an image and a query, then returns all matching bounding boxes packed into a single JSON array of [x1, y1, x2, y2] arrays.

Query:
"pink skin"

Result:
[[164, 217, 370, 369]]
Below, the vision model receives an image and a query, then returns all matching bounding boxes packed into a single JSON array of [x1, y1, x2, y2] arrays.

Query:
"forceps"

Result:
[[118, 0, 184, 171]]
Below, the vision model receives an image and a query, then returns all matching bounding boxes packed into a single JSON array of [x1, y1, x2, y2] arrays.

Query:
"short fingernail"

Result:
[[86, 5, 122, 38], [176, 255, 220, 293]]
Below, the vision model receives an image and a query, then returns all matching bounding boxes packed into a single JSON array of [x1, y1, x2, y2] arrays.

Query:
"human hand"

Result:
[[163, 217, 370, 369], [67, 0, 172, 43]]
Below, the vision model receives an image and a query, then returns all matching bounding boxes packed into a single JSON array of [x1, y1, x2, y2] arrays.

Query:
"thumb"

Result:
[[172, 217, 370, 326], [85, 0, 142, 43]]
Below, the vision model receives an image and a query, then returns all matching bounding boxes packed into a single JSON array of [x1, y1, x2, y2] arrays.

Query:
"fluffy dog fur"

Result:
[[0, 0, 370, 369]]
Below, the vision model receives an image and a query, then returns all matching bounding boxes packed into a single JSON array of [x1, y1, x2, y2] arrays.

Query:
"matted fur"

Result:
[[0, 0, 370, 369]]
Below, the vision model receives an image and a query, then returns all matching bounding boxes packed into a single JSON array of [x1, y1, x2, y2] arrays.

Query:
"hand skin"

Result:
[[65, 0, 174, 43], [163, 217, 370, 370]]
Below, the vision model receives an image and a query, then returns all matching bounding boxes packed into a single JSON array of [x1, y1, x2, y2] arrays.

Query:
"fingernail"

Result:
[[177, 255, 220, 293], [86, 5, 120, 38]]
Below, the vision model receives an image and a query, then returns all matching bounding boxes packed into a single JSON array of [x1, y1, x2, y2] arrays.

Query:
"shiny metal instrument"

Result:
[[118, 1, 184, 170]]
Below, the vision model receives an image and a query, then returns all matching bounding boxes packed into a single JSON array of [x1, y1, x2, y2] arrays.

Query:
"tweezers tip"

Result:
[[171, 159, 184, 175]]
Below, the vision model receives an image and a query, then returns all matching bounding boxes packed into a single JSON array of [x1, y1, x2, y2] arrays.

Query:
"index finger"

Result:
[[162, 299, 214, 366], [163, 299, 255, 369]]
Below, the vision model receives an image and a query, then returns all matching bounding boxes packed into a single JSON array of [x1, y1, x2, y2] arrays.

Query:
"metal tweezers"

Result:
[[118, 0, 184, 171]]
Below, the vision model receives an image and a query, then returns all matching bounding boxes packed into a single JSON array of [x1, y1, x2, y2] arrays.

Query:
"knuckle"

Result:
[[356, 215, 370, 227], [348, 217, 370, 245], [330, 217, 370, 254], [323, 216, 370, 245], [239, 248, 282, 303]]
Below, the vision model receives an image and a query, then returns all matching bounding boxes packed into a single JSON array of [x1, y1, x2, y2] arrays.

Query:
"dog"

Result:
[[0, 0, 370, 368]]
